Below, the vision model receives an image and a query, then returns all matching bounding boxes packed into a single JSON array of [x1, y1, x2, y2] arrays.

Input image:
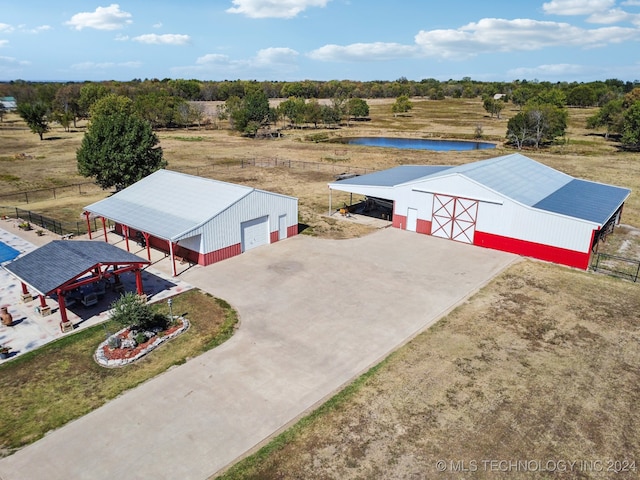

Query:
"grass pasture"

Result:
[[1, 98, 639, 477]]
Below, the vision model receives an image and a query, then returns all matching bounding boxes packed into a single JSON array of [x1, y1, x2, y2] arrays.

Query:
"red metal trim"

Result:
[[474, 231, 591, 270], [200, 244, 242, 265], [270, 231, 279, 243], [84, 211, 92, 240], [416, 219, 431, 234], [101, 217, 108, 242], [392, 213, 407, 229], [287, 225, 298, 237]]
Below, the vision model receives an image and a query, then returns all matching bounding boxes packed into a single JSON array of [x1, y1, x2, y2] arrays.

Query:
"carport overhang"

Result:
[[3, 241, 150, 331], [83, 210, 196, 277], [328, 183, 398, 216]]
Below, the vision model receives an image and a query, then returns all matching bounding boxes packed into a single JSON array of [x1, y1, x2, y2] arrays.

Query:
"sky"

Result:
[[1, 0, 640, 83]]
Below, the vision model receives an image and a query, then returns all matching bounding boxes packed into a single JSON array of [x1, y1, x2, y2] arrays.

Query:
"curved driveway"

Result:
[[0, 228, 517, 480]]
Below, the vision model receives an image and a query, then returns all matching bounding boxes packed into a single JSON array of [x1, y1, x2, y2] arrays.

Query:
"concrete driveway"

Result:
[[0, 228, 517, 480]]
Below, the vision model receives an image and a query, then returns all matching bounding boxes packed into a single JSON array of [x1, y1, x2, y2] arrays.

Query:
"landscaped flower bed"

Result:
[[94, 317, 189, 367]]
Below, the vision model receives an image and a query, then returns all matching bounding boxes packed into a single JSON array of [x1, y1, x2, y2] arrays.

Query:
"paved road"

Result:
[[0, 228, 517, 480]]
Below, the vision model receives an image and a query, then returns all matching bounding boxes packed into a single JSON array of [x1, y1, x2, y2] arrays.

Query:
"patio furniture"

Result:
[[81, 292, 98, 307]]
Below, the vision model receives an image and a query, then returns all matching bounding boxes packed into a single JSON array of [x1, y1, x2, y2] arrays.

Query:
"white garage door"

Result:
[[241, 216, 269, 252]]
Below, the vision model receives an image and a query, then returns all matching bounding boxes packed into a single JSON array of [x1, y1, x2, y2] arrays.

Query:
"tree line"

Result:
[[3, 77, 640, 150]]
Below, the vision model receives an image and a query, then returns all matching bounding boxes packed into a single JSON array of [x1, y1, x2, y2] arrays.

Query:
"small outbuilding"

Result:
[[84, 170, 298, 275], [0, 96, 16, 111], [329, 153, 631, 270]]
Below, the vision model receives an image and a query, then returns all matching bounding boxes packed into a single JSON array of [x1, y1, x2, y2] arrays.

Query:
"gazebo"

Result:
[[3, 241, 150, 332]]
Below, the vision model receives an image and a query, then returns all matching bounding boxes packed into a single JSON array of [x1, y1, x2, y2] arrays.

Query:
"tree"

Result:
[[391, 95, 413, 116], [506, 112, 532, 150], [506, 104, 567, 149], [229, 87, 272, 135], [78, 83, 110, 117], [304, 99, 322, 128], [278, 97, 306, 127], [482, 97, 505, 119], [567, 85, 597, 107], [621, 101, 640, 150], [77, 94, 166, 190], [587, 99, 624, 138], [346, 98, 369, 120], [54, 83, 82, 128], [17, 102, 50, 140]]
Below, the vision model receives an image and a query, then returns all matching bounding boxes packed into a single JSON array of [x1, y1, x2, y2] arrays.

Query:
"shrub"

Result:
[[135, 332, 148, 346], [109, 292, 155, 332]]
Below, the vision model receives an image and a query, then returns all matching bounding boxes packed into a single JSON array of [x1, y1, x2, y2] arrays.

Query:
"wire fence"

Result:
[[590, 252, 640, 283], [0, 182, 103, 205], [170, 157, 374, 178]]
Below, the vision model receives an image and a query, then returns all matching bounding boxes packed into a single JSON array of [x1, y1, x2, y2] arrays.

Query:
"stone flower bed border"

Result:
[[94, 317, 190, 368]]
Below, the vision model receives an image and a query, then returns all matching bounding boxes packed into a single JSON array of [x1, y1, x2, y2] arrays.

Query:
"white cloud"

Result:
[[153, 22, 163, 29], [253, 47, 299, 66], [414, 18, 640, 57], [309, 42, 418, 61], [622, 0, 640, 5], [196, 53, 230, 65], [0, 55, 31, 66], [226, 0, 331, 19], [132, 33, 190, 45], [308, 17, 640, 63], [0, 40, 8, 48], [115, 34, 129, 41], [177, 47, 300, 78], [0, 23, 15, 34], [71, 60, 141, 70], [542, 0, 615, 15], [508, 63, 589, 77], [587, 8, 640, 25], [66, 4, 133, 31], [23, 25, 52, 34]]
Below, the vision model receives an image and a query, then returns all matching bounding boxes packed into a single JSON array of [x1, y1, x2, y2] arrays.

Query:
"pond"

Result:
[[341, 137, 496, 151]]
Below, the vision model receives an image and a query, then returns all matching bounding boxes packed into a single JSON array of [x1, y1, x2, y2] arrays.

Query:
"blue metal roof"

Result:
[[534, 179, 630, 224], [333, 165, 451, 187], [444, 153, 573, 206], [4, 241, 149, 295]]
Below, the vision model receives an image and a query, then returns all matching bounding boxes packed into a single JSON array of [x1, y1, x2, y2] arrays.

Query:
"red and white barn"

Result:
[[329, 153, 631, 270], [84, 170, 298, 275]]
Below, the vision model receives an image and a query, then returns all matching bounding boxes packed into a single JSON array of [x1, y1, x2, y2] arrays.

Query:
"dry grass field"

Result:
[[1, 98, 639, 478]]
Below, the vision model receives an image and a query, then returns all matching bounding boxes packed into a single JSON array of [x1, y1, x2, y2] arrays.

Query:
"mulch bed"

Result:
[[95, 317, 189, 367]]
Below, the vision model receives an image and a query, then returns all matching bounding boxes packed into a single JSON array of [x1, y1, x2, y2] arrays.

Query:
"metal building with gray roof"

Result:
[[84, 170, 298, 275], [329, 153, 631, 270]]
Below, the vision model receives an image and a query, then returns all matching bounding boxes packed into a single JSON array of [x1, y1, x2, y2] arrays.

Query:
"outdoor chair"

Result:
[[81, 292, 98, 307]]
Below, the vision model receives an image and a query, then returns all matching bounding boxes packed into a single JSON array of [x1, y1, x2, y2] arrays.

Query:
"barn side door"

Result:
[[431, 194, 478, 244]]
